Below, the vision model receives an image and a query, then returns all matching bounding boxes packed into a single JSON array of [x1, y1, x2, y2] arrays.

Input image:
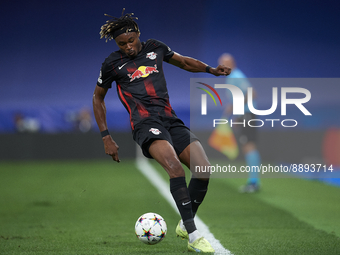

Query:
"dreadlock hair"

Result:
[[100, 8, 140, 42]]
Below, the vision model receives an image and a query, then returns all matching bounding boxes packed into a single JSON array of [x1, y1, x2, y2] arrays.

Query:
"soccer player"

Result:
[[93, 10, 231, 253], [218, 53, 261, 193]]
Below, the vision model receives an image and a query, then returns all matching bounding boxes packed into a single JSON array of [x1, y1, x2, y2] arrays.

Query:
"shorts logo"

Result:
[[149, 128, 161, 135], [146, 52, 157, 60]]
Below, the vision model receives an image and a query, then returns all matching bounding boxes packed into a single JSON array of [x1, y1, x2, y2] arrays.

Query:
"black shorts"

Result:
[[235, 112, 258, 145], [133, 116, 199, 159]]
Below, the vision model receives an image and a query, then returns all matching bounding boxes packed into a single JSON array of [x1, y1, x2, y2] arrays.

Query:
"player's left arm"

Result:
[[168, 52, 231, 76]]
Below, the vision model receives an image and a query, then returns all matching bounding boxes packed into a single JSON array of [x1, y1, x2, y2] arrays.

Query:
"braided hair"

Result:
[[100, 8, 140, 42]]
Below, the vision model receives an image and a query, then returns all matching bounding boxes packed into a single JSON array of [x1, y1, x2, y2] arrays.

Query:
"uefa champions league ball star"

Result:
[[135, 212, 167, 245]]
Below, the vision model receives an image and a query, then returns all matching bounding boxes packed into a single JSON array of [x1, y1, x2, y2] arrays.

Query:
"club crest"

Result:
[[146, 52, 157, 60], [149, 128, 161, 135]]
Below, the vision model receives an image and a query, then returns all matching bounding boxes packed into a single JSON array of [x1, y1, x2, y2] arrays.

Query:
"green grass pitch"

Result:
[[0, 160, 339, 254]]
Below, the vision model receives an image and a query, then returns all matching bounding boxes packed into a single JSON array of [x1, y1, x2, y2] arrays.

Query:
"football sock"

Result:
[[179, 220, 202, 243], [179, 219, 186, 230], [188, 178, 209, 217], [188, 230, 202, 243], [245, 150, 261, 184], [170, 177, 197, 234]]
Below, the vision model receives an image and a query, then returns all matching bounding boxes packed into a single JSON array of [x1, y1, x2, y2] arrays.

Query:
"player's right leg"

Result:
[[176, 141, 214, 253], [179, 140, 211, 218], [134, 118, 214, 252], [149, 140, 214, 253], [148, 140, 199, 237], [133, 119, 199, 241]]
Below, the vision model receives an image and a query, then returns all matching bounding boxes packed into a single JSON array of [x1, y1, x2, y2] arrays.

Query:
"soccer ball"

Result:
[[135, 212, 167, 245]]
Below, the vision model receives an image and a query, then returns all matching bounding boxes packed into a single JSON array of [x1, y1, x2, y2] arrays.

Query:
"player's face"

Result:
[[115, 32, 142, 58]]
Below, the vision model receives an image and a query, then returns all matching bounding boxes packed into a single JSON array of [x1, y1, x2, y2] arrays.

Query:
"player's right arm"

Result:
[[93, 85, 120, 162]]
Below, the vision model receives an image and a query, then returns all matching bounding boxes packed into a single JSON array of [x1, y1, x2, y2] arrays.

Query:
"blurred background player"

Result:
[[218, 53, 261, 193]]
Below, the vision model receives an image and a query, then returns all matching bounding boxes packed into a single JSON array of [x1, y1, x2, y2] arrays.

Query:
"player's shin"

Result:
[[170, 177, 197, 234], [188, 178, 209, 217]]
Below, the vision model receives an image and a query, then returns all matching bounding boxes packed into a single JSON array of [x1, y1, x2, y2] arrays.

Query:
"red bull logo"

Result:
[[127, 64, 159, 82]]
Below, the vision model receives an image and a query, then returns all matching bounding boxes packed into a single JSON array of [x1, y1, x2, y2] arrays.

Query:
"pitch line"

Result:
[[135, 146, 232, 254]]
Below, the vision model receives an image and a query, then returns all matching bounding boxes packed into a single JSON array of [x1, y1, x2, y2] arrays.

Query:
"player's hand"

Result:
[[102, 135, 121, 162], [210, 65, 231, 76]]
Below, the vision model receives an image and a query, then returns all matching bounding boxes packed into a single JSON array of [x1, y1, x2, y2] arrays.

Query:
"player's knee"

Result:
[[164, 157, 185, 178], [192, 165, 211, 180], [190, 156, 211, 179]]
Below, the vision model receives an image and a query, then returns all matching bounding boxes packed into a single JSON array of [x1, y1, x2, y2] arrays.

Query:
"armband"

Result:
[[205, 65, 212, 73]]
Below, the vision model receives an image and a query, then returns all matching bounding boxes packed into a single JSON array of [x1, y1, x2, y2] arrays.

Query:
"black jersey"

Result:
[[97, 39, 177, 130]]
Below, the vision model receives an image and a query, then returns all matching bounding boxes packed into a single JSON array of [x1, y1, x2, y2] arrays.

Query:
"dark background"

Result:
[[1, 0, 340, 163], [1, 0, 339, 110]]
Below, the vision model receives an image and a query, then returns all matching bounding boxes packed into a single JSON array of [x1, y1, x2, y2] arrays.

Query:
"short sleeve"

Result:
[[96, 61, 115, 89], [152, 39, 174, 62], [163, 44, 174, 62]]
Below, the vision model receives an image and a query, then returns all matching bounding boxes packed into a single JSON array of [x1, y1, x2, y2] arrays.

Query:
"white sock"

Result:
[[188, 230, 202, 243], [180, 219, 186, 231]]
